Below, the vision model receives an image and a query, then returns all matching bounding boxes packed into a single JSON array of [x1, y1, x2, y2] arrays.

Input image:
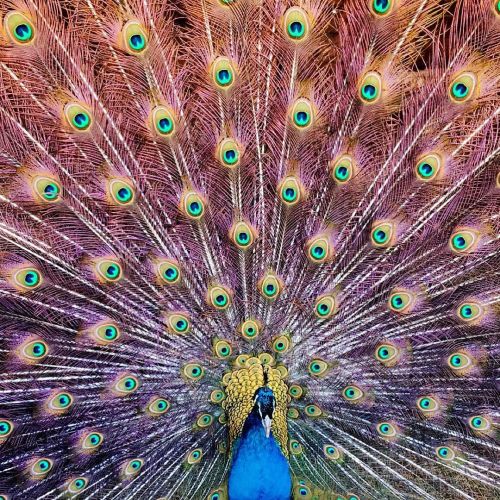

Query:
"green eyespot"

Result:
[[258, 353, 275, 366], [388, 290, 415, 314], [186, 448, 203, 465], [468, 415, 492, 433], [18, 338, 49, 364], [112, 374, 140, 396], [66, 477, 88, 494], [369, 0, 395, 16], [151, 105, 176, 138], [272, 334, 291, 354], [375, 343, 400, 367], [258, 271, 283, 300], [80, 431, 104, 452], [218, 138, 241, 167], [146, 397, 170, 416], [376, 422, 397, 438], [342, 385, 364, 402], [288, 385, 304, 399], [12, 267, 42, 291], [64, 102, 92, 131], [93, 322, 120, 344], [166, 312, 191, 334], [212, 57, 237, 89], [289, 439, 303, 455], [240, 319, 260, 340], [447, 351, 474, 375], [314, 293, 338, 319], [304, 404, 322, 417], [308, 359, 329, 377], [416, 153, 443, 182], [196, 413, 214, 428], [283, 7, 310, 42], [306, 234, 333, 264], [181, 190, 205, 220], [449, 72, 477, 103], [4, 11, 35, 45], [457, 301, 483, 323], [230, 221, 256, 250], [278, 175, 304, 206], [449, 227, 480, 254], [290, 98, 314, 130], [32, 176, 61, 203], [108, 178, 135, 206], [417, 395, 439, 417], [207, 285, 232, 310], [95, 258, 122, 283], [436, 446, 455, 461], [323, 444, 342, 461], [288, 408, 299, 419], [46, 391, 74, 414], [359, 72, 382, 104], [157, 259, 181, 285], [122, 458, 144, 478], [214, 339, 232, 359], [331, 155, 355, 184], [183, 363, 205, 381], [294, 484, 312, 499], [207, 488, 227, 500], [29, 457, 53, 479], [371, 221, 396, 248], [122, 20, 148, 54], [0, 419, 14, 442], [210, 390, 226, 405]]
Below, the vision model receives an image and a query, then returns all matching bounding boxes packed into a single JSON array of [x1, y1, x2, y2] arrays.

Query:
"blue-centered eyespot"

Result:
[[294, 484, 312, 498], [371, 221, 396, 248], [288, 408, 299, 419], [93, 322, 120, 345], [416, 153, 443, 182], [32, 176, 61, 203], [29, 457, 53, 479], [447, 351, 474, 376], [95, 258, 122, 283], [258, 271, 283, 300], [212, 57, 236, 89], [122, 20, 148, 54], [342, 385, 365, 402], [308, 359, 329, 377], [181, 190, 205, 220], [157, 259, 181, 285], [207, 488, 227, 500], [146, 397, 170, 416], [151, 105, 176, 138], [278, 175, 304, 206], [12, 267, 42, 291], [323, 444, 342, 461], [290, 98, 314, 130], [108, 178, 135, 206], [468, 415, 492, 433], [122, 458, 144, 478], [435, 446, 455, 461], [375, 343, 400, 367], [207, 284, 232, 310], [165, 312, 191, 334], [4, 11, 35, 45], [304, 404, 322, 417], [376, 422, 397, 438], [388, 290, 415, 314], [112, 374, 140, 396], [288, 385, 304, 399], [18, 338, 49, 363], [66, 477, 88, 494], [283, 7, 310, 42], [306, 234, 333, 264], [359, 72, 382, 104], [331, 154, 355, 184], [272, 334, 291, 354], [449, 227, 480, 254], [64, 102, 92, 132], [230, 220, 256, 250], [258, 353, 275, 366], [289, 439, 303, 455], [183, 363, 205, 381], [369, 0, 395, 16], [449, 72, 477, 103], [196, 414, 214, 428], [314, 293, 338, 319], [186, 448, 203, 465], [218, 138, 241, 168], [45, 391, 74, 414], [0, 419, 14, 442], [457, 301, 484, 323], [417, 395, 439, 417], [240, 319, 260, 340], [213, 339, 232, 359], [80, 431, 104, 452], [210, 389, 226, 404]]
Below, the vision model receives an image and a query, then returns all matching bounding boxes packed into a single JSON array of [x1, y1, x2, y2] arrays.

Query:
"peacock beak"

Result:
[[262, 414, 272, 438]]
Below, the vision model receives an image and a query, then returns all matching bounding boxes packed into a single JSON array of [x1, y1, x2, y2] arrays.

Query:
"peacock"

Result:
[[0, 0, 499, 498]]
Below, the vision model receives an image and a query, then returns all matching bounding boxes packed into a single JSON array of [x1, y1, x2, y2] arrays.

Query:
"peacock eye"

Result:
[[196, 413, 214, 428], [146, 397, 170, 416], [342, 385, 364, 402], [12, 267, 42, 291], [416, 153, 443, 182], [306, 234, 333, 264], [258, 353, 275, 366], [166, 312, 191, 335], [218, 138, 241, 167], [287, 408, 299, 419], [290, 98, 314, 130], [108, 178, 135, 206], [449, 72, 477, 103], [258, 271, 283, 300], [376, 422, 397, 437], [30, 457, 53, 478], [288, 385, 304, 399], [457, 301, 483, 322], [207, 285, 232, 310], [32, 176, 62, 203], [214, 340, 232, 359], [304, 404, 322, 417], [0, 419, 14, 442], [212, 57, 237, 89], [46, 391, 74, 414], [234, 354, 250, 368], [4, 11, 35, 45], [375, 343, 400, 366], [323, 444, 341, 460], [181, 191, 205, 220], [359, 72, 383, 104], [67, 477, 88, 494], [186, 448, 203, 465], [272, 334, 291, 354], [449, 228, 480, 254], [122, 20, 148, 54], [331, 155, 355, 184], [207, 489, 225, 500], [240, 319, 260, 339], [468, 415, 491, 432], [435, 446, 455, 461], [278, 176, 304, 206], [388, 290, 415, 313], [369, 0, 394, 16], [308, 359, 329, 377], [112, 374, 140, 396], [81, 431, 104, 451], [183, 363, 205, 381], [64, 102, 92, 131], [314, 293, 338, 319], [230, 221, 256, 250], [151, 105, 176, 137], [95, 259, 122, 283], [289, 439, 303, 455], [19, 338, 49, 363], [370, 221, 396, 248], [157, 260, 181, 285], [122, 458, 144, 477], [294, 484, 312, 498], [417, 395, 439, 416], [447, 351, 473, 375], [283, 7, 310, 42]]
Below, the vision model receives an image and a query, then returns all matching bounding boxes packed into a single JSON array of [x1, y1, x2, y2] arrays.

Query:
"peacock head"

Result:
[[253, 386, 276, 438]]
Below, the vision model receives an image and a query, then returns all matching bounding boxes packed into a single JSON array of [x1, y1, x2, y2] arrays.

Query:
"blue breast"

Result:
[[228, 413, 292, 500]]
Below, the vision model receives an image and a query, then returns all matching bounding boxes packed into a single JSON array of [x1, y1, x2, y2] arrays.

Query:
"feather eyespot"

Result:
[[11, 267, 42, 292], [32, 176, 62, 203], [183, 363, 205, 381], [213, 339, 232, 359], [157, 260, 181, 285], [449, 227, 480, 254], [212, 57, 237, 89], [64, 103, 92, 131], [449, 72, 477, 103], [415, 153, 443, 182], [151, 105, 176, 138], [323, 444, 342, 461], [108, 178, 135, 206], [258, 271, 283, 300], [272, 334, 291, 354], [375, 343, 400, 367], [288, 408, 299, 419], [111, 374, 140, 396], [0, 419, 14, 443], [304, 404, 322, 417], [468, 415, 492, 434], [121, 458, 144, 478], [210, 389, 226, 403], [166, 312, 191, 334], [447, 351, 474, 376], [283, 7, 310, 42], [122, 21, 148, 55], [388, 290, 416, 314], [294, 484, 312, 498], [290, 98, 314, 130], [240, 319, 260, 339], [45, 391, 74, 415], [4, 11, 35, 45], [376, 422, 398, 438], [181, 190, 205, 220], [278, 175, 304, 206], [342, 385, 365, 402], [314, 293, 338, 319], [330, 155, 355, 184], [308, 359, 329, 377], [417, 395, 439, 417], [288, 385, 304, 399], [230, 221, 256, 250], [207, 284, 232, 310], [370, 221, 396, 248], [359, 72, 382, 104], [186, 448, 203, 465], [435, 446, 455, 461], [80, 431, 104, 452], [196, 414, 214, 428], [66, 477, 88, 494], [95, 258, 122, 283], [207, 488, 226, 500], [28, 458, 53, 479], [93, 322, 120, 344], [18, 338, 49, 363], [146, 397, 170, 416], [218, 138, 241, 167], [289, 439, 303, 455], [306, 234, 334, 264], [369, 0, 395, 16]]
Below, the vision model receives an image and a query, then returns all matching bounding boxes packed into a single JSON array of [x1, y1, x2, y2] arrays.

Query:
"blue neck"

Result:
[[228, 411, 292, 500]]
